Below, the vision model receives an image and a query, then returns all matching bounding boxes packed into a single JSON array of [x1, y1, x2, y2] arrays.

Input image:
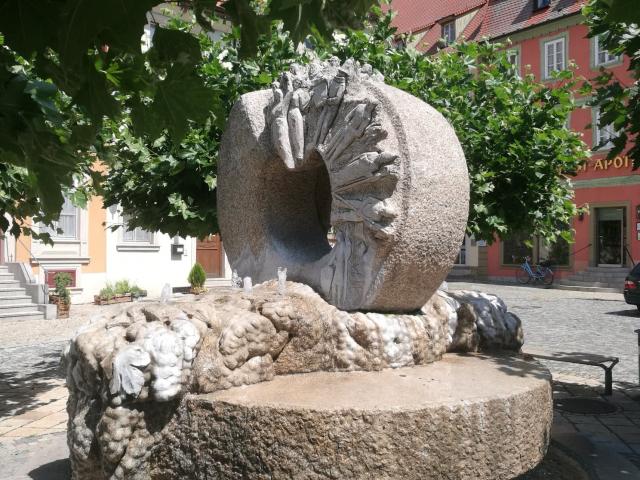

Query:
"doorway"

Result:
[[196, 234, 224, 278], [595, 207, 626, 266]]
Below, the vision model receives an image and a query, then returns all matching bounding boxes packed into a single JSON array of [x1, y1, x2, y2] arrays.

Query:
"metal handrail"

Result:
[[570, 243, 592, 257], [624, 244, 636, 267], [16, 236, 49, 298]]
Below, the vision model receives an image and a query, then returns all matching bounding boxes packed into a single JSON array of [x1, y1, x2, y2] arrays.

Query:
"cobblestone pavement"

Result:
[[1, 286, 640, 478], [451, 281, 640, 386]]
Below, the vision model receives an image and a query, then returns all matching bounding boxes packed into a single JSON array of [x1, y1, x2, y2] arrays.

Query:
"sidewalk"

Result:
[[1, 373, 640, 479]]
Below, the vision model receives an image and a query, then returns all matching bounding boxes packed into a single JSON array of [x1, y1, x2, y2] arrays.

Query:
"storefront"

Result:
[[485, 153, 640, 281]]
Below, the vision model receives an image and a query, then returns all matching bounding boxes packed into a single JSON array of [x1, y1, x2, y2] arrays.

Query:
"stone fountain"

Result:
[[64, 59, 552, 480]]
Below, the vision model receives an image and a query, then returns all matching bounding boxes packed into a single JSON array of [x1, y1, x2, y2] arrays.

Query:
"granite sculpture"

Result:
[[64, 282, 524, 479], [65, 59, 550, 480], [218, 58, 469, 312]]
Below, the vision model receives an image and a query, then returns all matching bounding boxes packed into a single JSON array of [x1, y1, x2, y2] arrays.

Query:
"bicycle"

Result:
[[513, 256, 554, 286]]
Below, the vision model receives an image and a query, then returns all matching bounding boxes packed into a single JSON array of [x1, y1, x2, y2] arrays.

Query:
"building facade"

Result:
[[0, 5, 233, 305], [2, 195, 230, 304], [389, 0, 638, 283]]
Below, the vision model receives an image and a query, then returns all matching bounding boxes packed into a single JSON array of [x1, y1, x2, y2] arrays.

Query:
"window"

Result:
[[122, 214, 153, 243], [41, 197, 78, 239], [442, 21, 456, 45], [543, 37, 566, 79], [502, 233, 571, 266], [45, 270, 76, 288], [593, 34, 619, 66], [502, 233, 533, 265], [506, 48, 520, 74], [141, 23, 156, 53], [594, 107, 617, 150], [534, 0, 550, 10], [454, 238, 467, 265]]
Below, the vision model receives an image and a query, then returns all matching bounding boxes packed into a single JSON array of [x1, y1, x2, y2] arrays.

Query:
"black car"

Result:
[[624, 263, 640, 311]]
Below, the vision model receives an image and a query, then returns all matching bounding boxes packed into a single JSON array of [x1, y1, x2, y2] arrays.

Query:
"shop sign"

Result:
[[577, 155, 632, 172]]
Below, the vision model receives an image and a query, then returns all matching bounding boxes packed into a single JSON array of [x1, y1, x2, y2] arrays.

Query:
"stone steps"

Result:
[[0, 287, 28, 297], [0, 310, 44, 321], [554, 283, 622, 294], [0, 266, 48, 320], [0, 295, 33, 305], [554, 267, 631, 293], [205, 277, 231, 288]]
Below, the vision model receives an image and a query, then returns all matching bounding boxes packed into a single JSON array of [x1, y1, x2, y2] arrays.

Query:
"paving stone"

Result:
[[601, 416, 636, 427], [576, 423, 612, 435], [452, 282, 639, 385]]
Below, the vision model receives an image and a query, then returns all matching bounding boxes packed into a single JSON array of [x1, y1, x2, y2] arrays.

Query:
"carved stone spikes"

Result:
[[332, 151, 398, 191], [321, 102, 376, 165]]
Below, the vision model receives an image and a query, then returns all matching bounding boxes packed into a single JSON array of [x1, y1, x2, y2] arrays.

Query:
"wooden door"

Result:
[[196, 234, 224, 278]]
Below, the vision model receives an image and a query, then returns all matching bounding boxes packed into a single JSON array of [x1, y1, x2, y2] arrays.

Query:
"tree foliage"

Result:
[[105, 10, 588, 244], [583, 0, 640, 167], [0, 0, 378, 239]]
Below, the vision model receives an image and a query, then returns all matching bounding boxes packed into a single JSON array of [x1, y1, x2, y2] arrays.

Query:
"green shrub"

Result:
[[115, 279, 132, 296], [99, 283, 116, 300], [188, 262, 206, 289], [54, 272, 72, 305]]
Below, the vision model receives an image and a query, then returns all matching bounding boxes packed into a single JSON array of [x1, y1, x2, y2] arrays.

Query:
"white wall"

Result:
[[104, 207, 197, 300]]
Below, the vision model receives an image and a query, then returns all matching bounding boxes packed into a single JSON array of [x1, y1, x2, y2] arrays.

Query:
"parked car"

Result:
[[624, 264, 640, 311]]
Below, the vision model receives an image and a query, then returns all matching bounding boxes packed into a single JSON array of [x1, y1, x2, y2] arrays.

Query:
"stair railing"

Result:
[[624, 244, 636, 267], [16, 236, 49, 300]]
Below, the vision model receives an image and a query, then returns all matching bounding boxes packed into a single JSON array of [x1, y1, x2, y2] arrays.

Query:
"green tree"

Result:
[[583, 0, 640, 167], [0, 0, 379, 239], [105, 10, 588, 244], [188, 262, 207, 289]]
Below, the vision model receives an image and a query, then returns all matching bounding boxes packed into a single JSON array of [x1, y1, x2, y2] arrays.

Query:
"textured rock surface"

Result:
[[65, 282, 524, 479], [151, 354, 553, 480], [218, 59, 469, 312]]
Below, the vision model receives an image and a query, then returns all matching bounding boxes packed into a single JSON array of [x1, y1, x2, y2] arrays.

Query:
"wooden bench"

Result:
[[522, 347, 619, 396]]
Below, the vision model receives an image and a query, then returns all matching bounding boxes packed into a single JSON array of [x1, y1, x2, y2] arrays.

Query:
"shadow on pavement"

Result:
[[28, 458, 71, 480], [0, 349, 65, 417], [605, 309, 640, 317]]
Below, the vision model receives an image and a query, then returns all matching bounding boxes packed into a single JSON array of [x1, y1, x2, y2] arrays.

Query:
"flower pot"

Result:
[[94, 293, 133, 305], [56, 300, 70, 319]]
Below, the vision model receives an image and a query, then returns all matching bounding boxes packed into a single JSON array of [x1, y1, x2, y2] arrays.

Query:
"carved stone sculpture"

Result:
[[64, 282, 524, 479], [218, 59, 469, 311], [66, 60, 550, 480]]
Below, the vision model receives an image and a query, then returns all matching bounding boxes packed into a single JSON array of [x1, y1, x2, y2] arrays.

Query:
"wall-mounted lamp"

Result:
[[578, 212, 585, 221]]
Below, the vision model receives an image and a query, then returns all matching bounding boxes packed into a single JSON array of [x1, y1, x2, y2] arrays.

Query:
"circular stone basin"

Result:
[[151, 354, 553, 480]]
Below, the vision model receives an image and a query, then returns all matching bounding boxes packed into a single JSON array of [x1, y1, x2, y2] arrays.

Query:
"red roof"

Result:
[[386, 0, 487, 34], [478, 0, 585, 40], [388, 0, 585, 51]]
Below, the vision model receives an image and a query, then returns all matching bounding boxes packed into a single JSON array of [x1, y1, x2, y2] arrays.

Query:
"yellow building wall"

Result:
[[83, 195, 107, 273], [15, 231, 39, 273]]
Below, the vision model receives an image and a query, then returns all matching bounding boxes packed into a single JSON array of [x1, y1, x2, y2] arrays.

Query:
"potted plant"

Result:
[[50, 272, 72, 318], [94, 280, 146, 305], [188, 262, 207, 295]]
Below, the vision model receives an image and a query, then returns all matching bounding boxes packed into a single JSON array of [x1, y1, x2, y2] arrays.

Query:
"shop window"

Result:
[[40, 197, 79, 239], [540, 237, 571, 266], [122, 214, 154, 244], [593, 34, 619, 67], [543, 36, 566, 79], [502, 233, 533, 265], [503, 232, 571, 266]]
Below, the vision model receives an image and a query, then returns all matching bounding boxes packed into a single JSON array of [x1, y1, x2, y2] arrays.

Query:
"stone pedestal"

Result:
[[151, 354, 552, 480]]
